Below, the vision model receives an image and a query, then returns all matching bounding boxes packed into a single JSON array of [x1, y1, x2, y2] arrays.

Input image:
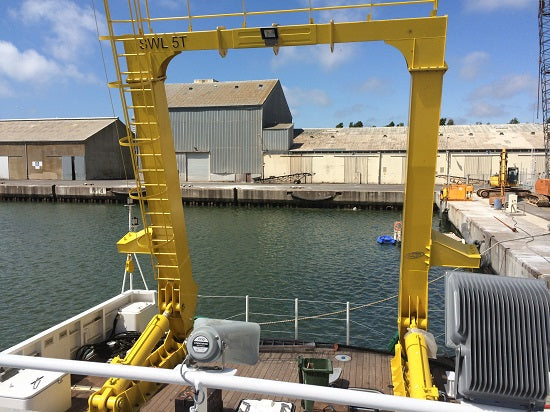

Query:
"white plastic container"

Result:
[[115, 301, 157, 334], [0, 369, 70, 412]]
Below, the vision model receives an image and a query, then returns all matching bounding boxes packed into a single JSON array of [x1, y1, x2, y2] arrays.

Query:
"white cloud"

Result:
[[360, 77, 389, 93], [467, 101, 505, 118], [283, 85, 331, 108], [271, 47, 300, 70], [334, 103, 365, 119], [16, 0, 102, 62], [158, 0, 182, 10], [272, 44, 356, 71], [463, 0, 532, 12], [471, 74, 537, 100], [464, 74, 536, 120], [459, 51, 490, 80], [307, 0, 371, 22], [0, 40, 97, 86], [0, 41, 61, 82], [0, 80, 13, 98]]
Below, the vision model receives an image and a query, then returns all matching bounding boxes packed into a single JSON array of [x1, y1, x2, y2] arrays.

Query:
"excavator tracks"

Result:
[[476, 188, 532, 199], [526, 193, 550, 207]]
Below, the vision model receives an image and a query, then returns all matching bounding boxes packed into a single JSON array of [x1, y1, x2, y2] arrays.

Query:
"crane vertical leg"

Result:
[[392, 68, 445, 399]]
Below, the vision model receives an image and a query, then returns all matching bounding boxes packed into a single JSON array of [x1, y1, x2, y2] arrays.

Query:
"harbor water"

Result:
[[0, 202, 448, 353]]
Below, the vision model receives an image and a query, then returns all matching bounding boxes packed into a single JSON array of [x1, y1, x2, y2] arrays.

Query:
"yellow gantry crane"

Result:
[[92, 1, 480, 410]]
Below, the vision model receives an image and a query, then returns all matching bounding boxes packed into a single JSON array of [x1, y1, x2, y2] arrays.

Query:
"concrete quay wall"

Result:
[[0, 181, 405, 208], [444, 198, 550, 284]]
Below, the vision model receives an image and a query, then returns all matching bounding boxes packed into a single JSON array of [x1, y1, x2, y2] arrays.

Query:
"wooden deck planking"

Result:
[[348, 349, 359, 388], [141, 382, 181, 412], [70, 346, 393, 411]]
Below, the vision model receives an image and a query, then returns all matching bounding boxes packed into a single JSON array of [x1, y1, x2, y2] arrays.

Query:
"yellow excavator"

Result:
[[475, 149, 531, 199], [91, 1, 480, 410]]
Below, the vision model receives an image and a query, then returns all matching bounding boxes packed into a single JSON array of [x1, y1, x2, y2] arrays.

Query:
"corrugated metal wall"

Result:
[[170, 107, 262, 174], [263, 126, 293, 152]]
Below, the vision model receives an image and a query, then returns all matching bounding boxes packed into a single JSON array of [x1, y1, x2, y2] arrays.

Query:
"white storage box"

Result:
[[115, 301, 157, 334], [0, 368, 70, 412]]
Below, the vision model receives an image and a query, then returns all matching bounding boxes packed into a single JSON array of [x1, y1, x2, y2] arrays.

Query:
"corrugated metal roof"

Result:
[[292, 123, 544, 152], [0, 118, 118, 143], [166, 80, 279, 108], [264, 123, 293, 130]]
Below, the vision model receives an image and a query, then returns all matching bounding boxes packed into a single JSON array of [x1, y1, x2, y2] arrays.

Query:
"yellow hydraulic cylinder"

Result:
[[404, 325, 439, 400], [88, 306, 172, 411]]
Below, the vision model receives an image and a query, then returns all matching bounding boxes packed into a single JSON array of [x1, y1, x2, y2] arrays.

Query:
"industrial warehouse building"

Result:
[[0, 81, 545, 186], [166, 79, 545, 185], [263, 123, 546, 186], [0, 118, 132, 180], [166, 79, 292, 181]]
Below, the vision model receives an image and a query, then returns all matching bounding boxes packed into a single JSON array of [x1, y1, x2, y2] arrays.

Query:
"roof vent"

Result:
[[531, 131, 536, 135], [445, 271, 550, 410], [258, 84, 263, 88], [468, 132, 473, 136], [235, 85, 239, 88], [499, 131, 504, 135]]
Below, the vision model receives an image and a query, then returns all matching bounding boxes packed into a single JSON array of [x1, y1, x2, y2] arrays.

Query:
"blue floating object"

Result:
[[377, 235, 396, 244]]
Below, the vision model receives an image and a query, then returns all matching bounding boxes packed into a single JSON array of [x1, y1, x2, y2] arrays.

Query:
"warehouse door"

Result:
[[289, 156, 313, 183], [0, 156, 8, 179], [186, 153, 210, 181], [344, 157, 378, 184], [62, 156, 85, 180], [464, 155, 492, 182], [176, 153, 186, 181]]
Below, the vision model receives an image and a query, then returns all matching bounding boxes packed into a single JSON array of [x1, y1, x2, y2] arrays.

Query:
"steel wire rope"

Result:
[[257, 273, 447, 326], [91, 0, 131, 185], [480, 232, 550, 257], [198, 271, 449, 327], [510, 216, 550, 265]]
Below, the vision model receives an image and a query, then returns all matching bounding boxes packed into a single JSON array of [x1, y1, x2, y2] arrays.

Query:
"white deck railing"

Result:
[[0, 353, 512, 412]]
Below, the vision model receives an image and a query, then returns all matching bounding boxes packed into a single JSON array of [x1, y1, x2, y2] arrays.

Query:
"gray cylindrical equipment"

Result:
[[186, 325, 223, 363], [186, 318, 261, 365]]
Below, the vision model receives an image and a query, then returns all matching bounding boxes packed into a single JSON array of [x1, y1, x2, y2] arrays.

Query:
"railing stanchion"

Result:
[[295, 298, 299, 340], [245, 295, 249, 322], [346, 302, 350, 346]]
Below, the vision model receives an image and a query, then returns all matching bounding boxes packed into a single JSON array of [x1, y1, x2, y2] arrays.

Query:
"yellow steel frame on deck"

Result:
[[93, 1, 480, 410]]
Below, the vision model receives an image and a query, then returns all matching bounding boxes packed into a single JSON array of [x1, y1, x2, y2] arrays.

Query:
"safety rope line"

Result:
[[227, 274, 447, 326]]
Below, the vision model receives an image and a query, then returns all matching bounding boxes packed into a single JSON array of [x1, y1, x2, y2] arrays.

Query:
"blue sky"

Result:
[[0, 0, 538, 128]]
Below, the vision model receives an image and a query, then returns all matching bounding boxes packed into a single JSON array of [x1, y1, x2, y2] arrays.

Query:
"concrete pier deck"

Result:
[[0, 180, 405, 208], [443, 196, 550, 283]]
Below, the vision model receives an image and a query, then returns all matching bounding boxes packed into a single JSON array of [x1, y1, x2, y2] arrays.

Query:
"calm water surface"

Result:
[[0, 202, 447, 352]]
